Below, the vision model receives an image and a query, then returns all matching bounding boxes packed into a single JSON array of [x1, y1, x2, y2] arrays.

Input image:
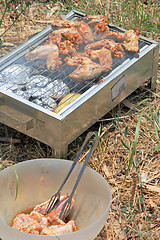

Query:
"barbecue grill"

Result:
[[0, 10, 159, 157]]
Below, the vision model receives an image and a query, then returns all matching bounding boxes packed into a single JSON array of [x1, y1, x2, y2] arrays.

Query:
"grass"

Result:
[[0, 0, 159, 43], [0, 0, 159, 239]]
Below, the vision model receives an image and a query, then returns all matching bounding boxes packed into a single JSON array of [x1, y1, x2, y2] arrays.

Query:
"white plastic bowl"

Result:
[[0, 159, 111, 240]]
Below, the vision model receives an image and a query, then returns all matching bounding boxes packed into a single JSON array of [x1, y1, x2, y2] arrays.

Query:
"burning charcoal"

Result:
[[52, 79, 70, 99], [26, 75, 51, 89], [1, 64, 32, 85]]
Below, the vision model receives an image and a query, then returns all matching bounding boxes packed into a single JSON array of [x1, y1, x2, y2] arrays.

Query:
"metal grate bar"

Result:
[[0, 14, 152, 113]]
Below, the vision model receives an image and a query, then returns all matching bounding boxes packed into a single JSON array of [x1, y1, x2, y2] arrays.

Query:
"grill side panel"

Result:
[[0, 92, 66, 157]]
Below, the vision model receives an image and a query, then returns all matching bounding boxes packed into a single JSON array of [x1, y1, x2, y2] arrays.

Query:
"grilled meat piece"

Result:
[[46, 51, 62, 72], [86, 47, 112, 72], [85, 39, 125, 58], [61, 27, 84, 45], [51, 18, 94, 43], [82, 14, 109, 25], [51, 18, 81, 28], [48, 27, 83, 45], [58, 40, 76, 55], [65, 55, 102, 81], [48, 27, 83, 55], [25, 44, 59, 61], [77, 21, 94, 43], [104, 29, 140, 52], [122, 29, 140, 53], [25, 43, 62, 71], [94, 22, 110, 40], [70, 63, 102, 82]]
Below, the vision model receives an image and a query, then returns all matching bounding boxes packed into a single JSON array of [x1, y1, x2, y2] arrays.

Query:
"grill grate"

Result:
[[0, 20, 151, 113]]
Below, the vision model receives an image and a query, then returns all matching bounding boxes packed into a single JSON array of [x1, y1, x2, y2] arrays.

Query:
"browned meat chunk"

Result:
[[85, 39, 125, 58], [104, 29, 140, 53], [86, 47, 112, 72], [25, 44, 59, 61], [65, 55, 102, 81]]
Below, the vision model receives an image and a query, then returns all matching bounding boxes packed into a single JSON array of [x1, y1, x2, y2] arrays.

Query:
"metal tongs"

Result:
[[45, 131, 99, 220]]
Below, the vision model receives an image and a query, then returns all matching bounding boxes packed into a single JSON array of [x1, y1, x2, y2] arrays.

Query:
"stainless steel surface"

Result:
[[0, 10, 159, 157]]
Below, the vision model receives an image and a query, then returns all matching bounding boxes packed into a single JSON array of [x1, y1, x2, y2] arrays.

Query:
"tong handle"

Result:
[[59, 131, 99, 220], [67, 131, 98, 199], [58, 131, 97, 192]]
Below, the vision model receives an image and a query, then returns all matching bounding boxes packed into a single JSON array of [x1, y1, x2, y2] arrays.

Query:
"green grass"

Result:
[[0, 0, 159, 42], [58, 0, 160, 38]]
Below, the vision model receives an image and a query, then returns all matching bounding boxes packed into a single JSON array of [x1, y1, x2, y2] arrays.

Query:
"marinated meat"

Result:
[[12, 213, 42, 234], [41, 220, 77, 235], [11, 195, 77, 236]]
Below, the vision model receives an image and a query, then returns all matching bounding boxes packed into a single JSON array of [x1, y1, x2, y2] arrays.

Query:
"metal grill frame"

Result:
[[0, 10, 159, 157]]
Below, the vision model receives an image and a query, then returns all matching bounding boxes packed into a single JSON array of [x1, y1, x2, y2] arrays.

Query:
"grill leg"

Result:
[[151, 45, 159, 90], [54, 145, 68, 159]]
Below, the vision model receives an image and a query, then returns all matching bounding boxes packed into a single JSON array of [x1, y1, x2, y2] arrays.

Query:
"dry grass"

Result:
[[93, 86, 160, 239], [0, 1, 160, 239]]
